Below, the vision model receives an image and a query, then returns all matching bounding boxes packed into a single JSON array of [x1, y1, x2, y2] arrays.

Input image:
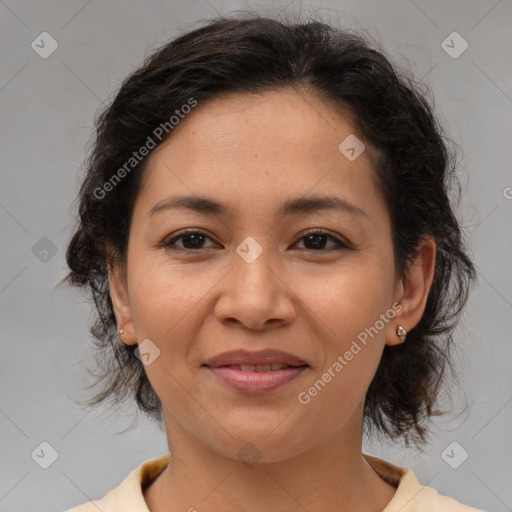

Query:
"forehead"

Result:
[[159, 88, 362, 156], [134, 88, 386, 224]]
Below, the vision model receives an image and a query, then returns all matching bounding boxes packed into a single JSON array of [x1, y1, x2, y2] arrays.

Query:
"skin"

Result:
[[108, 88, 436, 512]]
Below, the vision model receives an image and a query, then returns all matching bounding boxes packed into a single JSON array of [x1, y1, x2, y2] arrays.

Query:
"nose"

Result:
[[213, 245, 296, 331]]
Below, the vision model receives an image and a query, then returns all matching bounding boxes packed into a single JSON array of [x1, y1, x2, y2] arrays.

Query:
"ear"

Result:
[[107, 258, 138, 346], [386, 236, 436, 347]]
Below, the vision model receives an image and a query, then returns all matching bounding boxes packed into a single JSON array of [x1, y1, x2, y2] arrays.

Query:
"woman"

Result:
[[63, 14, 485, 511]]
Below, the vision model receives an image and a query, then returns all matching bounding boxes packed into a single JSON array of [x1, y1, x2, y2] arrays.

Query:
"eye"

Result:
[[159, 229, 351, 253], [294, 229, 350, 252], [161, 230, 217, 251]]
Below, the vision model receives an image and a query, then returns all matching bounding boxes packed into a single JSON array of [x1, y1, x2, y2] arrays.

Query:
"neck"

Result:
[[144, 412, 396, 512]]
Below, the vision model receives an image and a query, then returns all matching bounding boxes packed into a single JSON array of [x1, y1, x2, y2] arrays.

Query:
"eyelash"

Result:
[[159, 228, 351, 253]]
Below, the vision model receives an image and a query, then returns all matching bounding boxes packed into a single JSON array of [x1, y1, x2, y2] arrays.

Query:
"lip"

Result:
[[202, 349, 309, 394], [203, 349, 308, 367], [205, 365, 309, 394]]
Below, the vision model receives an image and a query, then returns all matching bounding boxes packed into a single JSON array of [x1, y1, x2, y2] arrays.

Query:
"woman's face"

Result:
[[109, 88, 423, 462]]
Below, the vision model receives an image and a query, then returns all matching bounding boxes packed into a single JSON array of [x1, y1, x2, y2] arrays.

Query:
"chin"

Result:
[[205, 422, 313, 465]]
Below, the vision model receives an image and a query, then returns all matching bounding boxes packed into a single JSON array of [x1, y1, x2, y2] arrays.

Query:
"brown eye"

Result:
[[295, 230, 350, 252], [161, 230, 217, 251], [159, 229, 350, 253]]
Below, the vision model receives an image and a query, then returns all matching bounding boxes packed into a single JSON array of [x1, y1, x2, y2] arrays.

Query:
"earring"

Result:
[[396, 325, 407, 343], [118, 328, 124, 335]]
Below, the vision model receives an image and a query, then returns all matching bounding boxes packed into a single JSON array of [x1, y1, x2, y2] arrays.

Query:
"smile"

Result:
[[204, 365, 309, 393]]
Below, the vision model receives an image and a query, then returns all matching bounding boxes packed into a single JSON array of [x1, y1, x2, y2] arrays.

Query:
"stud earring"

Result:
[[396, 325, 407, 343], [118, 328, 124, 335]]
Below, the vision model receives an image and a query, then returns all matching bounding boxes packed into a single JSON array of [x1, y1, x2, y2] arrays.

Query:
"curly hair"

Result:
[[62, 13, 476, 446]]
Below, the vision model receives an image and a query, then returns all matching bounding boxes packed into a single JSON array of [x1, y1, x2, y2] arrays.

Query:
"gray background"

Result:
[[1, 1, 511, 511]]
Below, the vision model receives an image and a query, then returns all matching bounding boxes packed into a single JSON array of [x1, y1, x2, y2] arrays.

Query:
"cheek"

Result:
[[126, 257, 223, 375], [294, 254, 395, 399], [127, 253, 203, 330], [294, 274, 393, 430], [125, 262, 193, 368], [303, 254, 395, 344], [126, 266, 205, 409]]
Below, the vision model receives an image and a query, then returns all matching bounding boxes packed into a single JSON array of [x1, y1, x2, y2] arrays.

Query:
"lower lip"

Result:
[[204, 365, 308, 394]]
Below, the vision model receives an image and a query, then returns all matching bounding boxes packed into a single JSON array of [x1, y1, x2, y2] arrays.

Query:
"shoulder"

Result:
[[363, 454, 488, 512], [63, 453, 170, 512]]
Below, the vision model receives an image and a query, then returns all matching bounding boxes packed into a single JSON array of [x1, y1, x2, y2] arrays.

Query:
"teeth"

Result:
[[238, 364, 289, 372]]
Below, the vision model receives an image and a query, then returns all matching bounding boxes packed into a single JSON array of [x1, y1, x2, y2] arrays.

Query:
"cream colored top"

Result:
[[64, 453, 487, 511]]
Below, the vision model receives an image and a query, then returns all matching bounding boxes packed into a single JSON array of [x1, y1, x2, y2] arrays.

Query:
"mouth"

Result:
[[203, 363, 309, 393], [201, 349, 310, 393], [204, 363, 308, 371], [203, 348, 308, 368]]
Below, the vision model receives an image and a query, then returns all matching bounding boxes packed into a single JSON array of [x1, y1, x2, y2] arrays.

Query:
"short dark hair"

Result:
[[63, 13, 476, 446]]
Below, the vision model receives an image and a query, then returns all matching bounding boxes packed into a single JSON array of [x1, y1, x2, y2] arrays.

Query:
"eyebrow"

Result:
[[148, 194, 369, 220]]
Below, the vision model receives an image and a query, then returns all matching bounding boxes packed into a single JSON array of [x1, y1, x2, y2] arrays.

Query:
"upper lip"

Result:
[[203, 349, 308, 367]]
